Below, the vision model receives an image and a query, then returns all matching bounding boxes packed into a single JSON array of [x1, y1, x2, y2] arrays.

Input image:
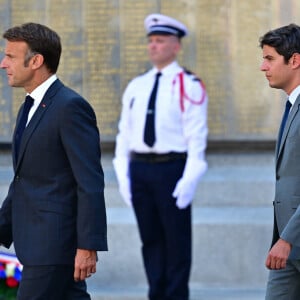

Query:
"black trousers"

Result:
[[17, 265, 90, 300], [130, 158, 191, 300]]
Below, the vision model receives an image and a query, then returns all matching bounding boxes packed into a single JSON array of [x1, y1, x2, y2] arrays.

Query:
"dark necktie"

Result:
[[15, 95, 34, 161], [278, 100, 292, 150], [143, 72, 161, 147]]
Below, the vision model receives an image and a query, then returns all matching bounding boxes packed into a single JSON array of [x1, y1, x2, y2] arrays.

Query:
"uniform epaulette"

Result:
[[183, 67, 201, 82], [176, 68, 207, 111], [183, 67, 194, 75]]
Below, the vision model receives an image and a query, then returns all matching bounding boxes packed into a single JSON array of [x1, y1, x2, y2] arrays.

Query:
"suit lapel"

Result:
[[276, 95, 300, 166], [15, 79, 63, 170]]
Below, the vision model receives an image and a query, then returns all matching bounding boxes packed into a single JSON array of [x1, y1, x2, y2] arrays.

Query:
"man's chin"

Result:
[[9, 82, 20, 88], [7, 78, 15, 87], [269, 82, 280, 89]]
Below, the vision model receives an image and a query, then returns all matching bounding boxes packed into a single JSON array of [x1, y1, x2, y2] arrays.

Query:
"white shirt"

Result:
[[288, 85, 300, 107], [115, 61, 208, 159], [26, 74, 57, 125]]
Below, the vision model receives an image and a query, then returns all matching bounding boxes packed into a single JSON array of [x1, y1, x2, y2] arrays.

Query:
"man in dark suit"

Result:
[[0, 23, 107, 299], [260, 24, 300, 299]]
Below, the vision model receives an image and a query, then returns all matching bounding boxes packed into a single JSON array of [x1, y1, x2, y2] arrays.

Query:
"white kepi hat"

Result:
[[144, 13, 188, 38]]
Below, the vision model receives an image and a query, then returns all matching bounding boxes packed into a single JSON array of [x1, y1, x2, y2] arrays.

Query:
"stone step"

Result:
[[85, 207, 272, 289], [104, 156, 275, 207], [104, 175, 274, 208], [0, 152, 275, 207], [88, 286, 265, 300], [104, 151, 275, 207]]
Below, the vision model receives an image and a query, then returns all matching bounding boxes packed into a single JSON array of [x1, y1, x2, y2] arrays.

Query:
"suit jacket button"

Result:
[[15, 175, 19, 181]]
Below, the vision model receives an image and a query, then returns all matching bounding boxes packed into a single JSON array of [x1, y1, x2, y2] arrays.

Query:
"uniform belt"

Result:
[[130, 151, 187, 163]]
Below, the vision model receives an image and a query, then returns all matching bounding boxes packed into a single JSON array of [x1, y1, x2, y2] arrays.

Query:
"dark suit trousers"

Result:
[[130, 158, 191, 300], [17, 265, 90, 300]]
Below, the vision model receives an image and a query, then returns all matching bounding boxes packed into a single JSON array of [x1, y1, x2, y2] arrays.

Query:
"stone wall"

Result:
[[0, 0, 299, 143]]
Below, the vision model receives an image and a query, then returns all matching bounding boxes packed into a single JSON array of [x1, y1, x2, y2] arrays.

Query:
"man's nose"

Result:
[[149, 41, 157, 48], [0, 57, 7, 69], [260, 61, 268, 71]]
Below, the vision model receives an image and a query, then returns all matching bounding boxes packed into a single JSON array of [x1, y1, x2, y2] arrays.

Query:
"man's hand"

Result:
[[265, 238, 291, 270], [74, 249, 97, 281], [119, 180, 132, 206], [172, 178, 195, 209]]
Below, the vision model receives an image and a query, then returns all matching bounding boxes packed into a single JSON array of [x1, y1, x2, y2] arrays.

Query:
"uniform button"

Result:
[[15, 175, 20, 181]]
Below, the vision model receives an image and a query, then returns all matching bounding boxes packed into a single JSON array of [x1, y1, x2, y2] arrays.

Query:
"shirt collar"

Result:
[[288, 85, 300, 106], [28, 74, 57, 105], [153, 61, 180, 77]]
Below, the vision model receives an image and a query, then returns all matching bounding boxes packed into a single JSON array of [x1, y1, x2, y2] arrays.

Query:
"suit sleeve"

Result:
[[0, 183, 14, 248], [59, 97, 107, 251], [281, 207, 300, 248]]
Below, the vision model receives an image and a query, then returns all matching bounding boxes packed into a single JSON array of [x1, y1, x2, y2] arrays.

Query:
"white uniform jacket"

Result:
[[113, 61, 208, 207]]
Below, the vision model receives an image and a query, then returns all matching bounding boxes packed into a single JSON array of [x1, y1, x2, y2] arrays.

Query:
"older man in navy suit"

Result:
[[0, 23, 107, 299]]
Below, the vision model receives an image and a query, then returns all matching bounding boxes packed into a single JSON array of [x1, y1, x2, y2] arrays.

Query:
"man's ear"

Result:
[[173, 38, 182, 55], [31, 53, 44, 70], [291, 53, 300, 68]]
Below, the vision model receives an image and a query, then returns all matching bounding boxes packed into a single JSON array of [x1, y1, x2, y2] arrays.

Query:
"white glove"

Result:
[[172, 157, 207, 209], [113, 157, 132, 206], [118, 178, 132, 206], [172, 178, 198, 209]]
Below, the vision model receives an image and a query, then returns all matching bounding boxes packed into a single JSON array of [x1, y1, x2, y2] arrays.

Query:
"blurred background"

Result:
[[0, 1, 299, 299], [0, 0, 299, 145]]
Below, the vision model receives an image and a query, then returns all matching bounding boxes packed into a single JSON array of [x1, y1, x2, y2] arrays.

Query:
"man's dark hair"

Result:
[[259, 23, 300, 63], [3, 22, 61, 73]]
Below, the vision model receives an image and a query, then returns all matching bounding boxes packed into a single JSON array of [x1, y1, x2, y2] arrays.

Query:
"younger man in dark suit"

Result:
[[0, 23, 107, 299]]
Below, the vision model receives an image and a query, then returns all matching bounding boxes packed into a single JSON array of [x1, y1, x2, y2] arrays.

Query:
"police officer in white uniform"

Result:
[[113, 13, 208, 300]]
